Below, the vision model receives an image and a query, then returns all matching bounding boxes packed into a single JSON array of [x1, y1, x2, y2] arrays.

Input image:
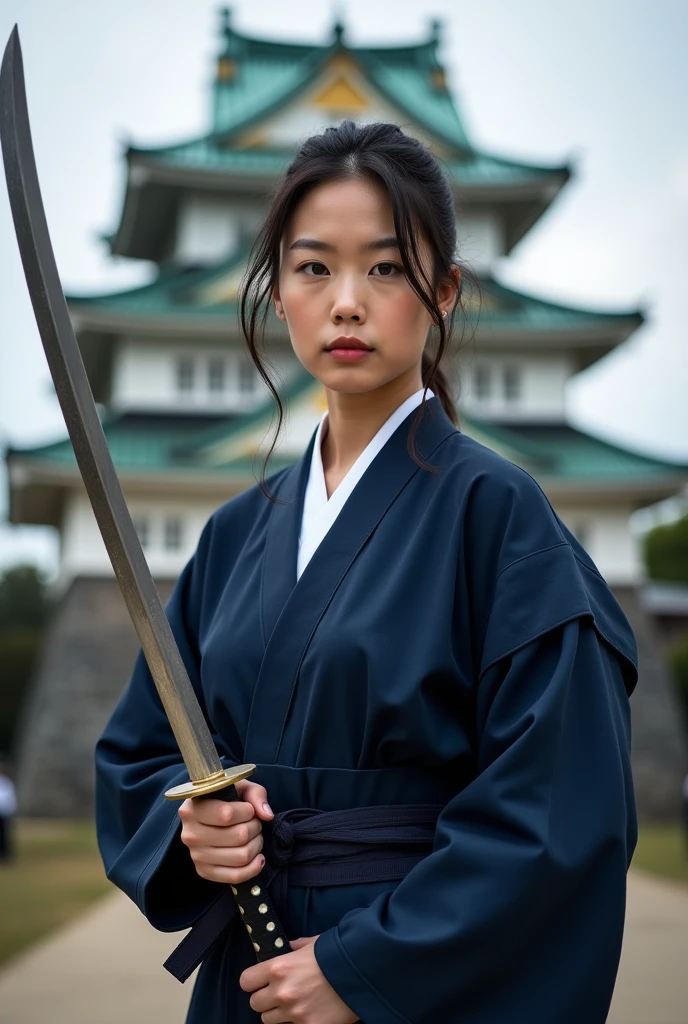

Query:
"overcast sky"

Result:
[[0, 0, 686, 574]]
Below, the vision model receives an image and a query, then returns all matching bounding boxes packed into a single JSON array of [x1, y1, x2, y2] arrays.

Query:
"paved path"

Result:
[[0, 869, 686, 1023], [608, 871, 688, 1024]]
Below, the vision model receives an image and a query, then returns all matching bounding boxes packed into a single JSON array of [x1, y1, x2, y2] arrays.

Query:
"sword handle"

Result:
[[211, 785, 291, 961], [166, 764, 291, 962]]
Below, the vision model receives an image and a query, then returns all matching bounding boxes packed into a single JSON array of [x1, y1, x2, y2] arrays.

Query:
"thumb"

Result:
[[289, 935, 320, 950], [235, 779, 274, 820]]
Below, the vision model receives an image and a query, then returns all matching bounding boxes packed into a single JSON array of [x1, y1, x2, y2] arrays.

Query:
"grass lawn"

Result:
[[0, 818, 112, 969], [632, 824, 688, 887]]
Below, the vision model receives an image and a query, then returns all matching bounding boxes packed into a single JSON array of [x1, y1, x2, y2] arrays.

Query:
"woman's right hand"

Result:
[[178, 779, 274, 884]]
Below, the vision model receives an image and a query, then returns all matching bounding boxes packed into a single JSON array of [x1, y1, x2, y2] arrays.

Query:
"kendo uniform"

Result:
[[96, 389, 638, 1024]]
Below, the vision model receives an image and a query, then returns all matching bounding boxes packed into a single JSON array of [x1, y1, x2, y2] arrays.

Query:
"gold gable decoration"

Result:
[[199, 270, 242, 305], [313, 76, 369, 113], [217, 57, 237, 82]]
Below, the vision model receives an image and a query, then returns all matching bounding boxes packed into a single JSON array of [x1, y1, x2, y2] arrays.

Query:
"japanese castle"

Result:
[[8, 11, 686, 817]]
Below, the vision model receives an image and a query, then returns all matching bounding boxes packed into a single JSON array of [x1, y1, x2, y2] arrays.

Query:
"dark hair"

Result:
[[239, 119, 480, 498]]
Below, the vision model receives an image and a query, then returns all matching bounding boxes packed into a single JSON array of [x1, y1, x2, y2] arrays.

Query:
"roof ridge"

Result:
[[220, 16, 440, 58], [184, 370, 319, 458], [485, 273, 646, 322], [65, 246, 251, 305]]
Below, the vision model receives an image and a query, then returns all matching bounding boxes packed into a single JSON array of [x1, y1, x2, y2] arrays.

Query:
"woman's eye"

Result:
[[302, 262, 329, 276], [371, 262, 400, 277]]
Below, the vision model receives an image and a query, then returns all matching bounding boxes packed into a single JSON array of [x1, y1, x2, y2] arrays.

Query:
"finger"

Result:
[[180, 796, 256, 829], [193, 850, 265, 885], [219, 832, 265, 868], [189, 832, 264, 869], [288, 935, 319, 950], [248, 988, 280, 1014], [181, 815, 262, 852], [240, 963, 271, 992], [235, 779, 274, 820], [260, 1011, 291, 1024]]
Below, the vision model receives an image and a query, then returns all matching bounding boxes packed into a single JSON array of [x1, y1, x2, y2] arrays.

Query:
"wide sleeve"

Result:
[[314, 470, 639, 1024], [94, 514, 229, 932]]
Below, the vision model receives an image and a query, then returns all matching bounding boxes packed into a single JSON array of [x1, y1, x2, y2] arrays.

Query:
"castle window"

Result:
[[164, 516, 183, 552], [208, 357, 226, 393], [132, 516, 150, 550], [474, 363, 491, 400], [238, 362, 257, 394], [503, 365, 521, 402], [176, 356, 195, 393]]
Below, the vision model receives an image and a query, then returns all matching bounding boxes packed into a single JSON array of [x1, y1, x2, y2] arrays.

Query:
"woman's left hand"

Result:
[[239, 934, 360, 1023]]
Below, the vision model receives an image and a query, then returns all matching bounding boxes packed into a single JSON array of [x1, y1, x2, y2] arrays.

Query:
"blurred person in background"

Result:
[[0, 761, 17, 863]]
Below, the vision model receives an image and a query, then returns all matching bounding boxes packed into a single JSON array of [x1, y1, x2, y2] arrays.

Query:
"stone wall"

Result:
[[613, 586, 687, 821], [14, 577, 174, 817]]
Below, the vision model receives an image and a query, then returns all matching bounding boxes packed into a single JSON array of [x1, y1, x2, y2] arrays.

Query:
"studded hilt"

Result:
[[214, 784, 291, 961], [165, 763, 290, 962]]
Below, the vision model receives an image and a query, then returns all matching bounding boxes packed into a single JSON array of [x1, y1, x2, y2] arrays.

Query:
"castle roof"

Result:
[[65, 252, 644, 394], [8, 374, 686, 529], [108, 14, 571, 260]]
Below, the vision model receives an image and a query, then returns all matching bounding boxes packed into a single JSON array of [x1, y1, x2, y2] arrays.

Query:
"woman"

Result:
[[96, 121, 638, 1024]]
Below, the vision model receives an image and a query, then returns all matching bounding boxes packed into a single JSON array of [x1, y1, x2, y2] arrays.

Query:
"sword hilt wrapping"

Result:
[[210, 785, 291, 962]]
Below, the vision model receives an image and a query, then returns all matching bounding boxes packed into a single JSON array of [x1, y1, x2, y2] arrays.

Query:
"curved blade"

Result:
[[0, 26, 222, 784]]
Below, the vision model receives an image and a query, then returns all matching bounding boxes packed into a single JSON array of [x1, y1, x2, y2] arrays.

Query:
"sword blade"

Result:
[[0, 26, 222, 785]]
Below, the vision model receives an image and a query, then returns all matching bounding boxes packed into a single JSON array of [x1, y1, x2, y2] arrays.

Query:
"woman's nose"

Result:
[[330, 279, 366, 324]]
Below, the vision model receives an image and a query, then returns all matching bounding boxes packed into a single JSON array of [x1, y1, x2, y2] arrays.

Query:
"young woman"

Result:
[[96, 121, 638, 1024]]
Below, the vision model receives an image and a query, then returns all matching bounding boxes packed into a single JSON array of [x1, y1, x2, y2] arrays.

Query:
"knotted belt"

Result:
[[164, 802, 444, 982]]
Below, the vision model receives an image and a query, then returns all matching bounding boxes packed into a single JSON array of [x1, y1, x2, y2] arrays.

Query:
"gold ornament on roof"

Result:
[[217, 57, 237, 82], [313, 75, 368, 112]]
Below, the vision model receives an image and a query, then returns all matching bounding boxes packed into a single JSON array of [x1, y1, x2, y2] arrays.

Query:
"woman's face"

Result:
[[273, 176, 457, 397]]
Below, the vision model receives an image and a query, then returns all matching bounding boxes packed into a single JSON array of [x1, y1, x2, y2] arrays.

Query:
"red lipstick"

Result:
[[325, 336, 373, 362]]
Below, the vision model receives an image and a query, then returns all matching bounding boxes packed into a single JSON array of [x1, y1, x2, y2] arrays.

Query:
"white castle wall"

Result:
[[555, 504, 643, 586], [461, 354, 573, 420], [60, 493, 219, 583], [110, 338, 268, 414], [59, 487, 643, 589], [456, 209, 504, 269], [175, 195, 266, 265]]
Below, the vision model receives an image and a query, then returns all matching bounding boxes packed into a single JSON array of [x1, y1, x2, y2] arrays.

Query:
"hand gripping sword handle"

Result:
[[166, 765, 290, 961], [213, 786, 290, 962]]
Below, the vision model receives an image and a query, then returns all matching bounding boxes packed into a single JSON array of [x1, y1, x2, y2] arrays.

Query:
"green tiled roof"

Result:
[[463, 418, 688, 482], [66, 252, 246, 317], [125, 18, 568, 189], [210, 16, 472, 151], [66, 260, 643, 340], [7, 414, 289, 478], [128, 139, 566, 192], [9, 371, 686, 488]]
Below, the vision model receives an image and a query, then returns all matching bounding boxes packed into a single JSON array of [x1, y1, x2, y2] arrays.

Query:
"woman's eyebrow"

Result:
[[288, 236, 400, 253]]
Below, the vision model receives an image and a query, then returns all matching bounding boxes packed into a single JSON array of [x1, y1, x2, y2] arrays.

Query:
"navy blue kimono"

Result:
[[95, 395, 638, 1024]]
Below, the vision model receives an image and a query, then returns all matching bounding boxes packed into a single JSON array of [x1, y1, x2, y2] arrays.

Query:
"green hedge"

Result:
[[0, 629, 43, 752], [0, 566, 50, 755], [644, 515, 688, 583], [668, 632, 688, 734]]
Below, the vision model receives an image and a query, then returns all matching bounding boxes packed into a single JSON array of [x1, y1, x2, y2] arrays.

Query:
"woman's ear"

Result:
[[438, 265, 461, 317], [272, 283, 286, 322]]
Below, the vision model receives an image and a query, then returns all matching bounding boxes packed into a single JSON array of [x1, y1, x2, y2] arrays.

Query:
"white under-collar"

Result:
[[297, 388, 435, 579]]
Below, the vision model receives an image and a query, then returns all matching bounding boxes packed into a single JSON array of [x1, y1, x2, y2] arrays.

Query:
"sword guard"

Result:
[[164, 763, 257, 800], [165, 761, 291, 961]]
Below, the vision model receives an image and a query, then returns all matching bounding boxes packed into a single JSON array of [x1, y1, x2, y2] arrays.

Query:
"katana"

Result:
[[0, 25, 288, 964]]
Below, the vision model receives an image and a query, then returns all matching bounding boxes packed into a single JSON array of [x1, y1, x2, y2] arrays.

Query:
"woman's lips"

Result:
[[326, 348, 373, 362]]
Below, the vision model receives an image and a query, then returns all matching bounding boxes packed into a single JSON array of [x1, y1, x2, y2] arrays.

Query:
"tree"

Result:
[[643, 514, 688, 584], [0, 565, 51, 754], [668, 633, 688, 736]]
